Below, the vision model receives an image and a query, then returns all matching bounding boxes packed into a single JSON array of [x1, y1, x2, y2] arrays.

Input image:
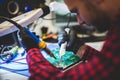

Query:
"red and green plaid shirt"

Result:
[[26, 11, 120, 80]]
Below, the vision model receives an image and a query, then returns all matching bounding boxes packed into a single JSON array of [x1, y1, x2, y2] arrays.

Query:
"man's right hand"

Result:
[[20, 28, 39, 51]]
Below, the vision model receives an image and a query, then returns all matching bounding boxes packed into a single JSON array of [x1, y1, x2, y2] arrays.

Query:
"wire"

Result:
[[0, 66, 28, 71], [42, 13, 71, 20], [66, 13, 72, 28], [0, 57, 26, 64], [0, 58, 28, 72], [42, 12, 72, 29], [12, 61, 27, 65], [16, 30, 26, 49], [0, 57, 28, 72], [0, 46, 13, 61], [42, 17, 56, 20]]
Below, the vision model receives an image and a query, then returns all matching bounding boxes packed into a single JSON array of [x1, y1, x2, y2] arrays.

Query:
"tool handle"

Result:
[[24, 28, 56, 58], [24, 28, 40, 43]]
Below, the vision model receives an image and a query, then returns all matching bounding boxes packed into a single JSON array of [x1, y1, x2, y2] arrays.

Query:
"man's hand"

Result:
[[20, 28, 39, 51], [58, 28, 85, 54]]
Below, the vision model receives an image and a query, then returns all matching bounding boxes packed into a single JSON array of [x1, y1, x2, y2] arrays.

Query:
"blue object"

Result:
[[0, 52, 30, 77], [0, 0, 3, 3], [25, 6, 32, 12], [24, 27, 40, 43]]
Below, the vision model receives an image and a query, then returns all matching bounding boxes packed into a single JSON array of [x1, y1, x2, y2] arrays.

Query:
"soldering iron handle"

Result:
[[24, 27, 56, 58], [24, 28, 40, 43]]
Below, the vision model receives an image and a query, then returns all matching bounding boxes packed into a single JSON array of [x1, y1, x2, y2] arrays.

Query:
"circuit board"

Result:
[[43, 48, 81, 71]]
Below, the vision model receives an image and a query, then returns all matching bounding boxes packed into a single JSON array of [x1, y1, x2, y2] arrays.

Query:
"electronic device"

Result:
[[41, 47, 82, 71], [0, 0, 46, 18]]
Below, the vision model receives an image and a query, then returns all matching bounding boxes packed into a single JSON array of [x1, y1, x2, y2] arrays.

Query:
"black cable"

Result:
[[0, 16, 23, 30], [66, 13, 72, 28]]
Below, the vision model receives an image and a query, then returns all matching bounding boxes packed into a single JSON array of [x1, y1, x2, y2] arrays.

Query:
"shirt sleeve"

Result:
[[26, 48, 60, 80]]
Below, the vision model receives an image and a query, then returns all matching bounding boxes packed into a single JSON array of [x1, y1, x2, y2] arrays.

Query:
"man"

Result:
[[21, 0, 120, 80]]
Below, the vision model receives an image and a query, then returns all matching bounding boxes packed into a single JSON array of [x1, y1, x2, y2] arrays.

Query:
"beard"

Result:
[[90, 10, 112, 33]]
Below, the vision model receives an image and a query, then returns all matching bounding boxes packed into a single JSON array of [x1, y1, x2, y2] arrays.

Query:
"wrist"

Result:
[[76, 44, 87, 59], [69, 38, 85, 54]]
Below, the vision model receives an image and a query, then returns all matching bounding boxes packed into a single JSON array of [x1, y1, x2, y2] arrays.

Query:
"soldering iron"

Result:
[[0, 16, 56, 59]]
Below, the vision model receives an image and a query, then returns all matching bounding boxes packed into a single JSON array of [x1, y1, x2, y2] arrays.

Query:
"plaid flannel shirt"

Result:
[[26, 11, 120, 80]]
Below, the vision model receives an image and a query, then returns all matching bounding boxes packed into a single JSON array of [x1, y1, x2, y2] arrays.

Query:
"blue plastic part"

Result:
[[24, 6, 32, 12], [0, 0, 3, 3], [24, 27, 41, 43]]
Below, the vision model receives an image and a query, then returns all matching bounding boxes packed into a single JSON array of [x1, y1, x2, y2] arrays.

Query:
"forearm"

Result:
[[26, 48, 45, 65], [26, 48, 60, 80]]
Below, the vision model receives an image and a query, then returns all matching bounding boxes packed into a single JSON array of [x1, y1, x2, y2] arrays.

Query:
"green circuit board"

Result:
[[45, 48, 81, 70]]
